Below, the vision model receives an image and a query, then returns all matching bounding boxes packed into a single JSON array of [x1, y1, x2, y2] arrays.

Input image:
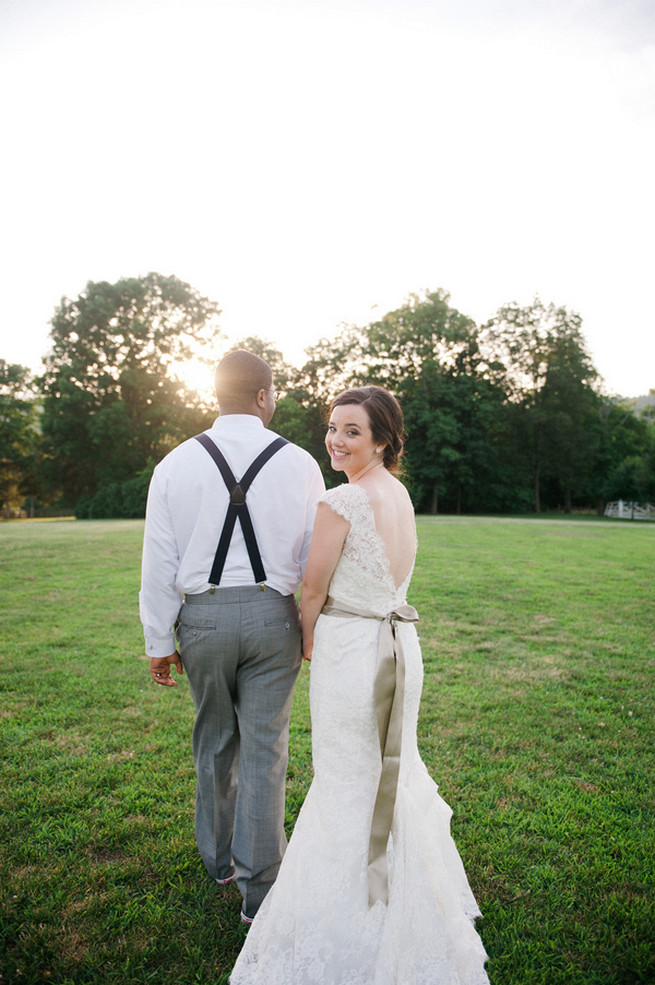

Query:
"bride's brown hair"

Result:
[[330, 386, 405, 474]]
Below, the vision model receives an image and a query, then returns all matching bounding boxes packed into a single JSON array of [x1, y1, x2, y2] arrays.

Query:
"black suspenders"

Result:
[[194, 433, 289, 586]]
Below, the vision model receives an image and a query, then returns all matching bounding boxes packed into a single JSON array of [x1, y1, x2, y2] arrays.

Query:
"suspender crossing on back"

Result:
[[194, 433, 289, 586]]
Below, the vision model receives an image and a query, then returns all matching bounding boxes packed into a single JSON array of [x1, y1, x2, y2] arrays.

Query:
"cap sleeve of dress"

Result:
[[319, 484, 367, 526]]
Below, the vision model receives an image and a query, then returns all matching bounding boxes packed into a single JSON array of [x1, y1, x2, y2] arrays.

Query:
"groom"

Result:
[[140, 349, 324, 923]]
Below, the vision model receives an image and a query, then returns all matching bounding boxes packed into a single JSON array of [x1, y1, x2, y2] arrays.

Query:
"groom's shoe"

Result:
[[215, 872, 236, 886], [240, 910, 254, 926]]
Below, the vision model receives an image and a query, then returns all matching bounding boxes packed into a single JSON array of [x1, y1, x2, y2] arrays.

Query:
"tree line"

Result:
[[2, 273, 654, 519]]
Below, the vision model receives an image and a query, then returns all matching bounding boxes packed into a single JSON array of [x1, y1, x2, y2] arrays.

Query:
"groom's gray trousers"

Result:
[[177, 585, 302, 919]]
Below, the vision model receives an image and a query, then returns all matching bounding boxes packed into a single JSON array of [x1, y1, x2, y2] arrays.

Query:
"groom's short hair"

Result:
[[215, 350, 273, 409]]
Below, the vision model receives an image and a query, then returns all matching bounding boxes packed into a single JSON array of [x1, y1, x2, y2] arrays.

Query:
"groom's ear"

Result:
[[254, 387, 276, 425]]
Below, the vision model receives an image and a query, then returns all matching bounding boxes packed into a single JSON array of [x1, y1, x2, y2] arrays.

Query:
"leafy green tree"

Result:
[[266, 395, 308, 448], [591, 397, 653, 506], [483, 299, 599, 512], [38, 273, 221, 507], [604, 455, 653, 504], [0, 362, 42, 517], [539, 328, 599, 511], [352, 289, 480, 390], [290, 289, 525, 511], [399, 352, 515, 514], [343, 291, 511, 513]]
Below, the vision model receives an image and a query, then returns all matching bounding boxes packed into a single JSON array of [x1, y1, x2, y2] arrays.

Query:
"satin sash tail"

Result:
[[321, 598, 419, 906]]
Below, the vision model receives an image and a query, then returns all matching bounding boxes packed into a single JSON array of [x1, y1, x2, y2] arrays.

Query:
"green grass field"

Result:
[[1, 516, 653, 985]]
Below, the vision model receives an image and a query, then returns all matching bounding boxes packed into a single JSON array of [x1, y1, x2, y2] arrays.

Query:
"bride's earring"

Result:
[[376, 447, 383, 454]]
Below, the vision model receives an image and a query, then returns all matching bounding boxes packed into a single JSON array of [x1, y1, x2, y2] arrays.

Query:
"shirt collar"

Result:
[[212, 414, 266, 432]]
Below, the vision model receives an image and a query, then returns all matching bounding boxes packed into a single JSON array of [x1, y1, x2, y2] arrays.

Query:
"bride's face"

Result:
[[325, 403, 380, 479]]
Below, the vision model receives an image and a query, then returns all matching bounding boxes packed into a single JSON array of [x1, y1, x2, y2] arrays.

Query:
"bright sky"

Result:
[[1, 0, 654, 396]]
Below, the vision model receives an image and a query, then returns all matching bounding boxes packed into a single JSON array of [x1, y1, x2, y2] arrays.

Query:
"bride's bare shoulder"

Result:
[[363, 472, 413, 514]]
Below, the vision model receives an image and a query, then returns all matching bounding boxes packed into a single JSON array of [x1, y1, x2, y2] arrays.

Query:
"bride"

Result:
[[230, 386, 490, 985]]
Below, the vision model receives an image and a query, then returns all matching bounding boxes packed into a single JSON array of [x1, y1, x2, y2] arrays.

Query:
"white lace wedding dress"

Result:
[[230, 484, 490, 985]]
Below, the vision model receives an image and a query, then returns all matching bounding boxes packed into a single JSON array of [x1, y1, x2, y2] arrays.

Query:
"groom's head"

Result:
[[215, 349, 276, 424]]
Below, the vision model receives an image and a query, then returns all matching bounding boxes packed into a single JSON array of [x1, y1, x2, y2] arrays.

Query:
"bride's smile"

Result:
[[325, 404, 383, 480]]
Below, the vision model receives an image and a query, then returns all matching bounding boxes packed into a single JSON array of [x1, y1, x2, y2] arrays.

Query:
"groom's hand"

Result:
[[150, 652, 183, 685]]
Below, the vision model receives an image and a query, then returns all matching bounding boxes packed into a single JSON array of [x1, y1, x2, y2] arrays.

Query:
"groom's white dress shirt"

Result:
[[140, 414, 325, 657]]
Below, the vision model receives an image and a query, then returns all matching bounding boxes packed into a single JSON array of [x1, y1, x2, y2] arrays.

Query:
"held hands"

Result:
[[150, 652, 184, 686], [302, 637, 313, 662]]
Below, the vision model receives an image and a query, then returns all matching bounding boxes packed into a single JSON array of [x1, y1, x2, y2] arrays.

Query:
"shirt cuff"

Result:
[[145, 633, 177, 658]]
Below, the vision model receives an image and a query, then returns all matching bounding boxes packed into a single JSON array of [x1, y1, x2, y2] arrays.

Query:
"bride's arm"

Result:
[[300, 502, 349, 661]]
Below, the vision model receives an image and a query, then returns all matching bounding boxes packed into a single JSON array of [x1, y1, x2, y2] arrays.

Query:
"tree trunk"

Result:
[[564, 488, 572, 514], [430, 484, 438, 515], [533, 419, 542, 513]]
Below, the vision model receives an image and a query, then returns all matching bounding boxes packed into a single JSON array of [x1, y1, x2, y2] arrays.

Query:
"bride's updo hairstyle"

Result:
[[330, 386, 405, 474]]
